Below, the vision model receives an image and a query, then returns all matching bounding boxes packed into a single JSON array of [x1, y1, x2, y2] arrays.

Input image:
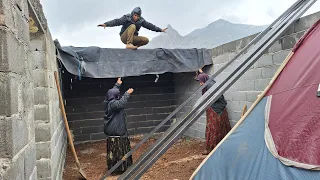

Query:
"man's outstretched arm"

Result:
[[98, 15, 127, 28], [142, 19, 167, 32]]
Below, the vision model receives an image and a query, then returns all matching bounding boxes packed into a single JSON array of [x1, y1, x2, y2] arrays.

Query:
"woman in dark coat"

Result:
[[196, 69, 231, 155], [103, 78, 134, 174]]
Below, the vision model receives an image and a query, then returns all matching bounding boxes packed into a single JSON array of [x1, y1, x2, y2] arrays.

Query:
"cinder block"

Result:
[[236, 33, 258, 50], [228, 52, 238, 61], [2, 149, 24, 180], [282, 24, 295, 37], [254, 54, 273, 68], [152, 106, 175, 114], [238, 79, 255, 91], [185, 128, 196, 138], [273, 50, 291, 65], [47, 72, 55, 89], [136, 121, 152, 128], [32, 51, 47, 70], [74, 134, 90, 142], [197, 116, 206, 124], [212, 46, 223, 57], [0, 28, 26, 74], [0, 117, 7, 157], [261, 66, 278, 79], [294, 12, 320, 33], [51, 129, 66, 178], [81, 126, 103, 135], [52, 132, 66, 179], [222, 41, 237, 53], [194, 129, 205, 139], [194, 122, 206, 132], [125, 108, 145, 116], [212, 53, 229, 64], [144, 94, 158, 101], [36, 159, 51, 179], [69, 119, 89, 129], [35, 122, 51, 142], [282, 35, 296, 50], [24, 140, 37, 180], [30, 37, 46, 51], [25, 110, 35, 142], [91, 132, 106, 140], [228, 81, 239, 91], [227, 101, 241, 111], [12, 5, 30, 43], [228, 110, 241, 121], [255, 79, 271, 91], [0, 73, 19, 116], [33, 70, 48, 87], [241, 68, 262, 80], [34, 105, 49, 121], [0, 0, 13, 27], [246, 91, 261, 102], [146, 113, 170, 121], [135, 127, 154, 134], [67, 111, 103, 121], [6, 116, 29, 157], [36, 141, 51, 160], [125, 101, 146, 109], [156, 100, 173, 107], [22, 81, 34, 111]]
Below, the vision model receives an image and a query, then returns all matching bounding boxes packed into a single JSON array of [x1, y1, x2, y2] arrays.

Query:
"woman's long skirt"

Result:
[[205, 108, 231, 152]]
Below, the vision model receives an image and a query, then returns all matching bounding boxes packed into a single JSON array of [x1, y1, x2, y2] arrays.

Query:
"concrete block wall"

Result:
[[0, 0, 66, 179], [30, 3, 67, 179], [0, 0, 37, 179], [63, 71, 176, 143], [32, 34, 67, 179], [183, 11, 320, 138]]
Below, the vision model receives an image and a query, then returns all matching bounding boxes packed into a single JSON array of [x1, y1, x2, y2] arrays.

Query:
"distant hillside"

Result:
[[144, 19, 268, 49]]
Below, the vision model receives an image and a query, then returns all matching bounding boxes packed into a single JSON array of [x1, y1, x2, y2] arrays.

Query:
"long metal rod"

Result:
[[100, 0, 306, 179], [128, 0, 316, 179]]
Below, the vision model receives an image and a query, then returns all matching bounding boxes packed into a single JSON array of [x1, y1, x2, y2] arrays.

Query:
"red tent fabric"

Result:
[[265, 19, 320, 169]]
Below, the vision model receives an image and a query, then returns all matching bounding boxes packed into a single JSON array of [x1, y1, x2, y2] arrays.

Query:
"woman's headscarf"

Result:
[[196, 73, 210, 83], [106, 88, 120, 101]]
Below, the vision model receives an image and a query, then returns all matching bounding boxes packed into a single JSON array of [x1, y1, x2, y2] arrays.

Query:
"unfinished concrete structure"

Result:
[[0, 0, 66, 179], [0, 0, 320, 179]]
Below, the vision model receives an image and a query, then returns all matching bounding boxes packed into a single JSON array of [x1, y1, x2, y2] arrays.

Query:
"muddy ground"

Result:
[[62, 136, 206, 180]]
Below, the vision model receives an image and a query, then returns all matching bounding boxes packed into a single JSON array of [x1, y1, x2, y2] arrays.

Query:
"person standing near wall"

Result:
[[103, 78, 134, 174], [196, 69, 231, 155]]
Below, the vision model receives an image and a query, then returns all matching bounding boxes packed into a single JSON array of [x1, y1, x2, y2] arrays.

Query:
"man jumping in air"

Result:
[[98, 7, 168, 49]]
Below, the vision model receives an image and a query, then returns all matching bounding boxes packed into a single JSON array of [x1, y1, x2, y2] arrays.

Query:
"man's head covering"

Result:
[[107, 88, 120, 101], [196, 73, 210, 83], [131, 7, 142, 16]]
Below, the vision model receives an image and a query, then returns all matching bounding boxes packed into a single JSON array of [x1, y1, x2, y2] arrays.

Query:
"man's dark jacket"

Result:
[[104, 8, 162, 36]]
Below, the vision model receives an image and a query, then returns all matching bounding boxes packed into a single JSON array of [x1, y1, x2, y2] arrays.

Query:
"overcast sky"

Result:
[[39, 0, 320, 48]]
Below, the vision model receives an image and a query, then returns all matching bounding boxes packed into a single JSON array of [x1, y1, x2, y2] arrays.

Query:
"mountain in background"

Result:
[[143, 19, 268, 49]]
